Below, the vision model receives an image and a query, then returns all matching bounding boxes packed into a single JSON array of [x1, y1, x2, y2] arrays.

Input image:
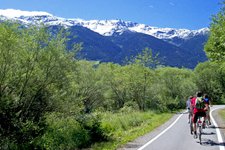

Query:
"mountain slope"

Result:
[[179, 34, 208, 62], [108, 31, 194, 67], [66, 26, 123, 62], [0, 9, 209, 68]]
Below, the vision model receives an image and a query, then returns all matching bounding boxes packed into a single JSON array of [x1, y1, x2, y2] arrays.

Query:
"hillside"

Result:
[[0, 9, 209, 68]]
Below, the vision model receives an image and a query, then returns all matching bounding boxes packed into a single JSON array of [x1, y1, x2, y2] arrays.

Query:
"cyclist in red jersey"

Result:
[[190, 95, 195, 134], [190, 95, 195, 118], [191, 91, 209, 138]]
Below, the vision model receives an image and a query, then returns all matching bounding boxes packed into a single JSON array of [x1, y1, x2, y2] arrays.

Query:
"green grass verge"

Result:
[[91, 111, 173, 150], [218, 108, 225, 121]]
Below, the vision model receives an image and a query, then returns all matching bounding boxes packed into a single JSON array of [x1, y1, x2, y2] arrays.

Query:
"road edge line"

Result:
[[137, 113, 184, 150], [210, 106, 225, 150]]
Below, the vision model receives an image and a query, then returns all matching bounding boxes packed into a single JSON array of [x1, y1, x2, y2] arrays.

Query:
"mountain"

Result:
[[68, 26, 124, 62], [0, 9, 209, 68], [107, 31, 193, 67]]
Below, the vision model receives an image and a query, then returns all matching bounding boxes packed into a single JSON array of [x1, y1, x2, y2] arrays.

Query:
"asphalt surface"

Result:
[[118, 105, 225, 150]]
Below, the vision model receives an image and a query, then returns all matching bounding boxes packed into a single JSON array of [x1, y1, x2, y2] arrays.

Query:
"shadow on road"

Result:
[[200, 139, 225, 147], [202, 132, 216, 135], [176, 111, 188, 114], [119, 143, 140, 149], [210, 125, 225, 129]]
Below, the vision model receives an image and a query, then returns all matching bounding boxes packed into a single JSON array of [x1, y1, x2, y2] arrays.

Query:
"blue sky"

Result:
[[0, 0, 222, 30]]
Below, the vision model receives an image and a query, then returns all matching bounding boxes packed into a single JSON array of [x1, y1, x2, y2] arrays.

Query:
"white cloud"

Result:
[[0, 9, 52, 18]]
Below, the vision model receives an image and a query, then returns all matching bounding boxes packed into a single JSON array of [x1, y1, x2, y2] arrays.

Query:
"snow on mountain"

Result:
[[0, 9, 209, 40], [129, 24, 209, 40], [77, 19, 209, 40]]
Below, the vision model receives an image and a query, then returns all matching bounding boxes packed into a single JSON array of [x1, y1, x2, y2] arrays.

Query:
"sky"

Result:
[[0, 0, 223, 30]]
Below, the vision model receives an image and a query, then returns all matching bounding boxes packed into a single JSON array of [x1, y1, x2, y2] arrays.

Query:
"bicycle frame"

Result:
[[196, 116, 204, 144]]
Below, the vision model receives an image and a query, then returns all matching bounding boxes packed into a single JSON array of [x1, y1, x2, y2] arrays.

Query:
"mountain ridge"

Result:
[[0, 9, 209, 42], [0, 9, 209, 68]]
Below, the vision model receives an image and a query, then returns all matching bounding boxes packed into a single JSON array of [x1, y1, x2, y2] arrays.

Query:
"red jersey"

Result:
[[190, 97, 195, 109], [191, 97, 206, 114]]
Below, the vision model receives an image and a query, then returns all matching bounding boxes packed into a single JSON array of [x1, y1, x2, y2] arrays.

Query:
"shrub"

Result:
[[76, 113, 109, 144], [37, 113, 89, 150]]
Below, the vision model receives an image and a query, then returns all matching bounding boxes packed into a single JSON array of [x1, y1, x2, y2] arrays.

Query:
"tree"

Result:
[[128, 47, 160, 68], [96, 63, 129, 110], [123, 48, 159, 110], [155, 67, 197, 111], [194, 62, 224, 103], [204, 1, 225, 62], [0, 22, 80, 148], [74, 61, 104, 113]]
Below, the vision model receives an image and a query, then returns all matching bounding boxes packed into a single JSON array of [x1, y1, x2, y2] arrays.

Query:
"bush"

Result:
[[76, 113, 109, 144], [37, 113, 90, 150]]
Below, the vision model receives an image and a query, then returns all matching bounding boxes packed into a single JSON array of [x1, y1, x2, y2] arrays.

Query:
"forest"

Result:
[[1, 3, 225, 150]]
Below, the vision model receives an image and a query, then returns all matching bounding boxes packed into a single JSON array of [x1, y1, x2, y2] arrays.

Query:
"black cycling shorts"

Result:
[[193, 111, 206, 123]]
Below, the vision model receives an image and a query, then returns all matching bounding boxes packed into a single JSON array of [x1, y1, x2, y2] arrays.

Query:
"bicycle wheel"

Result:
[[205, 119, 209, 128], [199, 125, 202, 144], [190, 120, 193, 134]]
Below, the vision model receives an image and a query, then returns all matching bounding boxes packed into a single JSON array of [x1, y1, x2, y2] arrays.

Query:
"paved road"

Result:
[[119, 105, 225, 150]]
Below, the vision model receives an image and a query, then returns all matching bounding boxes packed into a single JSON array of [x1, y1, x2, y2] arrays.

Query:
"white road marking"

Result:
[[210, 106, 225, 150], [138, 106, 225, 150], [137, 113, 184, 150]]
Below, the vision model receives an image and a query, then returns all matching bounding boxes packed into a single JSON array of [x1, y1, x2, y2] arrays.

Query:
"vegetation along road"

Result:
[[1, 1, 225, 149], [119, 105, 225, 150]]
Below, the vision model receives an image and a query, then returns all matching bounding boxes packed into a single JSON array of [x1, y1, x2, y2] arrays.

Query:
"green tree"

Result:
[[128, 47, 160, 68], [204, 1, 225, 62], [155, 67, 197, 111], [194, 62, 224, 103], [96, 63, 129, 110], [125, 64, 155, 111], [0, 23, 80, 148], [75, 61, 104, 113], [123, 48, 159, 110], [217, 62, 225, 95]]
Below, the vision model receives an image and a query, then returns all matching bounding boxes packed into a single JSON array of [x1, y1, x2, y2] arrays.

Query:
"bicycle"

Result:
[[189, 109, 194, 134], [204, 117, 210, 128], [205, 106, 212, 128], [190, 118, 193, 135], [196, 116, 205, 144]]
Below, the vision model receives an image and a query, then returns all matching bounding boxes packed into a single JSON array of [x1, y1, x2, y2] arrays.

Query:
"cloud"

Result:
[[148, 5, 154, 8], [0, 9, 52, 18]]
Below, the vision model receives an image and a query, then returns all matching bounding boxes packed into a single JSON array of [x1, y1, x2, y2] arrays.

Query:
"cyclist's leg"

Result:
[[205, 109, 209, 126], [208, 107, 211, 125], [200, 111, 206, 128], [193, 113, 198, 138], [190, 108, 193, 120], [188, 108, 191, 123], [189, 109, 194, 134]]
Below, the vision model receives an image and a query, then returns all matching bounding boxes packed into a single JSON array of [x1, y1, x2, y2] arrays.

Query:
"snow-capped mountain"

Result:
[[0, 9, 209, 68], [0, 9, 209, 42]]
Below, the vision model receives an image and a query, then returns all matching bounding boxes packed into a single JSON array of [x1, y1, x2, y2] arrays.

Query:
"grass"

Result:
[[91, 110, 173, 150], [218, 108, 225, 121]]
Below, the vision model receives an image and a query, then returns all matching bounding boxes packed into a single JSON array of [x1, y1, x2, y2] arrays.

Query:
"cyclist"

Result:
[[186, 96, 193, 123], [191, 91, 209, 138], [203, 94, 212, 125]]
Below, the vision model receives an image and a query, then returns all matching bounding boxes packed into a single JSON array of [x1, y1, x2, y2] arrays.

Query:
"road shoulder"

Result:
[[212, 107, 225, 142], [117, 111, 184, 150], [118, 108, 225, 150]]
